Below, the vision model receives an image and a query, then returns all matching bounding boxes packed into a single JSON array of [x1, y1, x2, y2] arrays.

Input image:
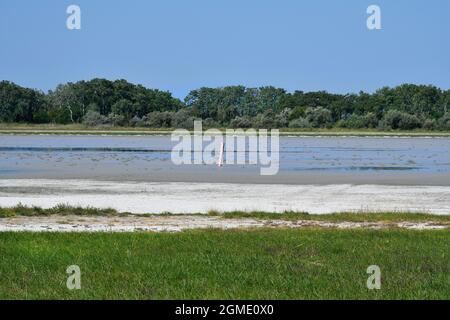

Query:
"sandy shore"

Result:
[[1, 179, 450, 214], [0, 215, 447, 232]]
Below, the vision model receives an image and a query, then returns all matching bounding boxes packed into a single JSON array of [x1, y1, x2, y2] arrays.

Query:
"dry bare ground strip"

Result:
[[0, 215, 448, 232]]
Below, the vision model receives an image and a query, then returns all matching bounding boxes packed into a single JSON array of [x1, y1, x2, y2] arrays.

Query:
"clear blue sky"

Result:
[[0, 0, 449, 99]]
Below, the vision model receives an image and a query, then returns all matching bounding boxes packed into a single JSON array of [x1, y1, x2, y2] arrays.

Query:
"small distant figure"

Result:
[[217, 142, 224, 167]]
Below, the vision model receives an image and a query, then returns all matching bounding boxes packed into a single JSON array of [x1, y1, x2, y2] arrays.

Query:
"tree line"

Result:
[[1, 79, 449, 130]]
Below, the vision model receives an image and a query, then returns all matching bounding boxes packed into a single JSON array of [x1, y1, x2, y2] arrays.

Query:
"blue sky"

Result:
[[0, 0, 449, 98]]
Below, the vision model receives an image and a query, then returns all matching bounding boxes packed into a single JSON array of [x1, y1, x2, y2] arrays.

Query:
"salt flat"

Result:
[[1, 179, 449, 214]]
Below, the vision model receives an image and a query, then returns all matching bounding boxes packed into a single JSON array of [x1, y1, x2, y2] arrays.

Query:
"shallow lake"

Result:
[[1, 135, 450, 184]]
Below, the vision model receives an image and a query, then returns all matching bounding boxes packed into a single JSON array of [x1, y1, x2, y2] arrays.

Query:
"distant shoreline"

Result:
[[1, 125, 450, 137]]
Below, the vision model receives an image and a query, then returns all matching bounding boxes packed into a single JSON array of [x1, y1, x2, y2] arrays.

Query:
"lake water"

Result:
[[1, 135, 450, 178]]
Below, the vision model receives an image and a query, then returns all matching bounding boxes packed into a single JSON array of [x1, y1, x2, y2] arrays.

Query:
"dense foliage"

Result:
[[1, 79, 449, 130]]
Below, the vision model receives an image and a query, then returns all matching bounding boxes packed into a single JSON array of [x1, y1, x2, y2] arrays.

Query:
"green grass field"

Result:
[[1, 228, 449, 300]]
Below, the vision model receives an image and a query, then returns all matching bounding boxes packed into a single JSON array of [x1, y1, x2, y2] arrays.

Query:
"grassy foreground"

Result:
[[0, 229, 449, 300]]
